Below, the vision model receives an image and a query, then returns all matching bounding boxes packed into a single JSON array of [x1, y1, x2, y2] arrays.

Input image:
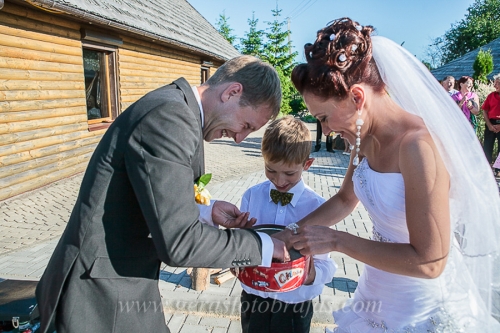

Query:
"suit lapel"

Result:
[[172, 78, 205, 177]]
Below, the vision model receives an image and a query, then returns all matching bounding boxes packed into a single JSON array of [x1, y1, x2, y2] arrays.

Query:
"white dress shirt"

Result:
[[240, 179, 337, 303], [191, 86, 274, 267]]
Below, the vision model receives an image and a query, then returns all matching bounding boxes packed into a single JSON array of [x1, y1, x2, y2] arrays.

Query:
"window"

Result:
[[82, 43, 118, 130], [201, 66, 210, 83]]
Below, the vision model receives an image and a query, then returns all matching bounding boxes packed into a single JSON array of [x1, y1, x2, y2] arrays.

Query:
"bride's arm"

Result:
[[296, 152, 360, 228], [293, 132, 451, 279]]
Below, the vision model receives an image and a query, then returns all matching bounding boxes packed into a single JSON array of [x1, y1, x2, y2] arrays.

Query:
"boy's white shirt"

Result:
[[193, 86, 273, 267], [239, 179, 337, 303]]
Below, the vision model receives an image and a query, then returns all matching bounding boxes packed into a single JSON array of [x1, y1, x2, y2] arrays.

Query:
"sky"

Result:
[[186, 0, 476, 63]]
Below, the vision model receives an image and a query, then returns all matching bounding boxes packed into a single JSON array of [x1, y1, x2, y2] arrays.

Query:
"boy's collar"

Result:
[[268, 179, 305, 207]]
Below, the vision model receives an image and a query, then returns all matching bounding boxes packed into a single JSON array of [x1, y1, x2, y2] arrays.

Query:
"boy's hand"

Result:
[[212, 201, 257, 228], [303, 257, 316, 285], [270, 236, 291, 262], [271, 229, 294, 249]]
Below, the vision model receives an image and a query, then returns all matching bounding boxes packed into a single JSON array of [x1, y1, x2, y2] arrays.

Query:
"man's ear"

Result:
[[303, 158, 314, 171], [221, 82, 243, 102]]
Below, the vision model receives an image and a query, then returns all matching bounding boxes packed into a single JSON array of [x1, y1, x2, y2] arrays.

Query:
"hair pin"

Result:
[[351, 44, 358, 52], [338, 54, 347, 62], [309, 51, 313, 58], [329, 34, 336, 41], [356, 25, 362, 31]]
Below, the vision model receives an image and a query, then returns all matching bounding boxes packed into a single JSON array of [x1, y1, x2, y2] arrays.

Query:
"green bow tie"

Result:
[[270, 189, 294, 206]]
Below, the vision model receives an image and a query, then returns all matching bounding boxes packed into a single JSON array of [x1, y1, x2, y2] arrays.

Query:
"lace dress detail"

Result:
[[353, 158, 375, 206], [372, 227, 393, 243]]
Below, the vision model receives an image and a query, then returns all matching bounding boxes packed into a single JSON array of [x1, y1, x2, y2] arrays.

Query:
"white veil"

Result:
[[371, 36, 500, 326]]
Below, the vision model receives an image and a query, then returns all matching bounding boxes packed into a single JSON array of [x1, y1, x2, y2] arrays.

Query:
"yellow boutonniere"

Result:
[[194, 173, 212, 206]]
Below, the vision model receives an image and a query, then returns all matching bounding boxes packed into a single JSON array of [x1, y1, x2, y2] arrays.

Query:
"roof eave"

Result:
[[19, 0, 233, 62]]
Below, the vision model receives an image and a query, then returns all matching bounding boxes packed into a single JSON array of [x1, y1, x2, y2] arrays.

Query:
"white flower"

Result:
[[339, 54, 347, 62]]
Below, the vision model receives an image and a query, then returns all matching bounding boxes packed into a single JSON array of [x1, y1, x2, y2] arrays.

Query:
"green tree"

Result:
[[433, 0, 500, 64], [473, 48, 494, 84], [261, 6, 298, 114], [240, 12, 264, 57], [262, 6, 297, 76], [216, 11, 237, 47]]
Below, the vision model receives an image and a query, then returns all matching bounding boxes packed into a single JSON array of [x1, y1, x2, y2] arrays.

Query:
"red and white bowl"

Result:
[[236, 225, 310, 292]]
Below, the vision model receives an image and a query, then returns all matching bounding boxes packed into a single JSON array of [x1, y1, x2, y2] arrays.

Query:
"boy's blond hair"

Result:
[[261, 116, 312, 165]]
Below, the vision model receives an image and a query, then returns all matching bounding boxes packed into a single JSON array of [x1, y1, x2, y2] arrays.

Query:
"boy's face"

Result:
[[264, 158, 314, 193]]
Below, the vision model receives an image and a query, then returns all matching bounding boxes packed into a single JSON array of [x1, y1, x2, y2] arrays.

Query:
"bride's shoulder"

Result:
[[399, 127, 440, 162]]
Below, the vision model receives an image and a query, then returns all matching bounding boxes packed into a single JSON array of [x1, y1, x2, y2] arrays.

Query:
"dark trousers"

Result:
[[315, 120, 333, 151], [241, 291, 313, 333], [483, 124, 500, 165]]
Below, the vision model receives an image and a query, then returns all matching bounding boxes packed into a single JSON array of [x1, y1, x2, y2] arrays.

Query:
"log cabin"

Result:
[[0, 0, 239, 200]]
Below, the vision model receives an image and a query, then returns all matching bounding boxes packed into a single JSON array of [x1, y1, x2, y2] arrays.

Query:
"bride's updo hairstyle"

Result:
[[292, 18, 385, 100]]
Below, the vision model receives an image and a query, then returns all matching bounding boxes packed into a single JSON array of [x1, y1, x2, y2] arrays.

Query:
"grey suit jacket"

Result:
[[35, 78, 263, 333]]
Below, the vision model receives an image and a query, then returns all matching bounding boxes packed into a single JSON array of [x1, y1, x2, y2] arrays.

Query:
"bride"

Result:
[[285, 18, 500, 332]]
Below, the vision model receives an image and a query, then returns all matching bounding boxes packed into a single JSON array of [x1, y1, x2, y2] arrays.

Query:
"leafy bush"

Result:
[[473, 49, 494, 84]]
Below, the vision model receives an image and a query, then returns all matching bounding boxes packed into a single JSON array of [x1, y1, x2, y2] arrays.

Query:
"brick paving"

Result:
[[0, 122, 371, 332]]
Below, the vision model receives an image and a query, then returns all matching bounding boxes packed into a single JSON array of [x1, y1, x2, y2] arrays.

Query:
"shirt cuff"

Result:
[[197, 200, 217, 227], [257, 232, 273, 267]]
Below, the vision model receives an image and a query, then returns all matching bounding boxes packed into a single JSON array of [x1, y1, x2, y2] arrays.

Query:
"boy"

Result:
[[239, 116, 336, 333]]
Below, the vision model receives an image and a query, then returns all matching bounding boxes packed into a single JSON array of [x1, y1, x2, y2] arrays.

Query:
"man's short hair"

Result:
[[442, 75, 455, 81], [205, 55, 282, 119], [493, 73, 500, 81], [261, 116, 311, 165]]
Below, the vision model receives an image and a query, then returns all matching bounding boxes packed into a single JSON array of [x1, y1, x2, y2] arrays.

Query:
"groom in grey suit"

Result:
[[36, 56, 283, 333]]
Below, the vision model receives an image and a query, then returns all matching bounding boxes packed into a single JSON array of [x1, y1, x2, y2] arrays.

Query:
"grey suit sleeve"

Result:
[[124, 101, 262, 268]]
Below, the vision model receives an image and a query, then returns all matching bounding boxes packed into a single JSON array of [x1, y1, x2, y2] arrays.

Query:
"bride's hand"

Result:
[[290, 225, 337, 256]]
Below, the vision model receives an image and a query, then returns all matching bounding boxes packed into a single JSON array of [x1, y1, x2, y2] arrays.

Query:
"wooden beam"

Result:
[[0, 32, 82, 57], [0, 80, 84, 91], [0, 56, 82, 73], [0, 123, 88, 145], [0, 89, 85, 102], [0, 106, 85, 123], [0, 161, 88, 201], [0, 98, 85, 113], [0, 68, 83, 82], [0, 144, 96, 178], [0, 129, 95, 158], [0, 134, 102, 166], [0, 44, 82, 65], [0, 24, 81, 48], [0, 114, 87, 135]]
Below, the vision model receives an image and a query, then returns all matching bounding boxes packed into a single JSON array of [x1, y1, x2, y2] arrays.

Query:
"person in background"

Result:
[[482, 73, 500, 177], [452, 76, 480, 132], [441, 75, 457, 96], [239, 116, 336, 333], [314, 118, 334, 152]]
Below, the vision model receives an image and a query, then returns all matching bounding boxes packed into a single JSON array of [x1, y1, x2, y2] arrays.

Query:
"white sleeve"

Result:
[[257, 232, 273, 267], [309, 253, 337, 286], [197, 200, 217, 227]]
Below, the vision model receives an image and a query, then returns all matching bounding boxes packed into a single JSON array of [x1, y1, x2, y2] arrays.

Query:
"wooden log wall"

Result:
[[0, 2, 102, 200], [0, 1, 223, 201], [118, 35, 205, 110]]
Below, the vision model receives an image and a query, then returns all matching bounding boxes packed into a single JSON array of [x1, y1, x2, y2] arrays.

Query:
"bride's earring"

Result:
[[353, 109, 363, 166]]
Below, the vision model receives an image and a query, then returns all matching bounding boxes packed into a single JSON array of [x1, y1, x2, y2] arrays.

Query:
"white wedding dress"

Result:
[[331, 158, 500, 332]]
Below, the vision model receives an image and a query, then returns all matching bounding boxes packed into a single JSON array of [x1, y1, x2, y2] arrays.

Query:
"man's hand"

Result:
[[270, 236, 291, 262], [212, 201, 257, 229]]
